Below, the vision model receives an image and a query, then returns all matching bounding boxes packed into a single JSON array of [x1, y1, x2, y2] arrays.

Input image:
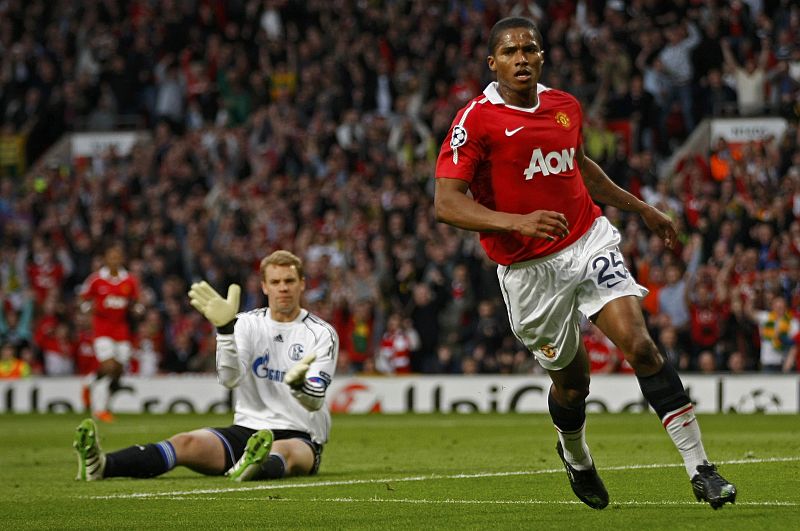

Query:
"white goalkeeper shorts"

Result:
[[497, 216, 647, 371], [93, 337, 133, 365]]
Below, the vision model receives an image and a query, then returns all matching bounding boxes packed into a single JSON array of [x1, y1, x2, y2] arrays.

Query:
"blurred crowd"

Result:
[[1, 0, 800, 379]]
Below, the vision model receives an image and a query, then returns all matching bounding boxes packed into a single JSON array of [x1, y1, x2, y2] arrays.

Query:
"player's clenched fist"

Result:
[[284, 353, 316, 388], [516, 210, 570, 241], [188, 281, 241, 328]]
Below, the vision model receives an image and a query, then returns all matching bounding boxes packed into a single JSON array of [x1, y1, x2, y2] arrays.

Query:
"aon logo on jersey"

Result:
[[103, 295, 128, 309], [523, 147, 575, 180]]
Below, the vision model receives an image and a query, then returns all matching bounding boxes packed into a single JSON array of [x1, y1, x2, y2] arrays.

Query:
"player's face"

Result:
[[488, 27, 544, 106], [105, 247, 124, 270], [262, 264, 305, 320]]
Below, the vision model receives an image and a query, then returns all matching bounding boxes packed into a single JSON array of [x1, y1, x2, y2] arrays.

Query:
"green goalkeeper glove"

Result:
[[188, 281, 241, 330], [284, 353, 317, 388]]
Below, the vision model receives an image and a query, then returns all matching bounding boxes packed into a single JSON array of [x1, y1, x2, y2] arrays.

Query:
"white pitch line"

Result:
[[87, 456, 800, 500], [141, 497, 800, 507]]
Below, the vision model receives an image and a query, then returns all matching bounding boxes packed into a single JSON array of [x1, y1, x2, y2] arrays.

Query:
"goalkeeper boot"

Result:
[[556, 441, 609, 509], [74, 418, 106, 481], [691, 462, 737, 509], [227, 429, 274, 482]]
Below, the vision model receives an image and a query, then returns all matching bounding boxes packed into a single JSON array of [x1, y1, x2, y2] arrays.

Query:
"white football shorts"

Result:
[[497, 216, 647, 371], [93, 337, 133, 364]]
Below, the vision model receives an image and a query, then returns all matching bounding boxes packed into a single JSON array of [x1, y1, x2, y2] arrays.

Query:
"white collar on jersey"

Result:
[[267, 307, 308, 324], [99, 266, 129, 280], [482, 82, 550, 113]]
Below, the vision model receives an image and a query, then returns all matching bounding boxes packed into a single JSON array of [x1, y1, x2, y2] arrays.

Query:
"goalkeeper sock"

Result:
[[637, 362, 708, 477], [548, 388, 593, 471], [259, 454, 286, 479], [89, 375, 110, 413], [106, 377, 122, 411], [104, 441, 177, 478]]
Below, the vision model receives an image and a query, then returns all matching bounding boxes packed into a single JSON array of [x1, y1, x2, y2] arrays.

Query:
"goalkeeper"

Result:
[[73, 250, 339, 482]]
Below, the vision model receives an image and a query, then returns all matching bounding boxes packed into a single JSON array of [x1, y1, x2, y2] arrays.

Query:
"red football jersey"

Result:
[[33, 314, 61, 353], [689, 304, 726, 348], [27, 261, 65, 303], [79, 267, 140, 341], [435, 83, 601, 265], [74, 330, 99, 375], [584, 334, 620, 373], [378, 330, 412, 374]]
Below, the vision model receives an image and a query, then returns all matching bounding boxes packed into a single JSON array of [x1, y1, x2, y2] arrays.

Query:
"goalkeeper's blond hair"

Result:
[[259, 250, 304, 280]]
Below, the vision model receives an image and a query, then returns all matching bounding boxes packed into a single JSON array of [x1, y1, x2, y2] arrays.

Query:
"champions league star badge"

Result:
[[450, 125, 468, 164], [450, 125, 468, 148]]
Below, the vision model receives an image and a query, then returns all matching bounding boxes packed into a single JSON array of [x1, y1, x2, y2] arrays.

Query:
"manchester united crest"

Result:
[[541, 343, 558, 359], [554, 112, 570, 129]]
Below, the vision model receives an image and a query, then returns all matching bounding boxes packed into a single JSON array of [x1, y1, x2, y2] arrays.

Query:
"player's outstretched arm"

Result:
[[285, 353, 326, 411], [214, 331, 247, 389], [638, 206, 678, 249], [285, 353, 316, 387], [188, 281, 243, 388], [579, 150, 677, 248]]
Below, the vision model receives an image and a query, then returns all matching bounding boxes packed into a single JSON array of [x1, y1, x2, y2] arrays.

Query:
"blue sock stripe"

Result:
[[156, 441, 177, 470], [205, 428, 235, 466], [165, 441, 177, 469]]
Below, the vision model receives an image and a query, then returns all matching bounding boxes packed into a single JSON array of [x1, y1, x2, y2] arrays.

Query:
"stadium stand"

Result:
[[0, 0, 798, 377]]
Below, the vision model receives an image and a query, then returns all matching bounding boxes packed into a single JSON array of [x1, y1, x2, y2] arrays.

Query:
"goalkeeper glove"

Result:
[[284, 353, 316, 388], [188, 281, 241, 332]]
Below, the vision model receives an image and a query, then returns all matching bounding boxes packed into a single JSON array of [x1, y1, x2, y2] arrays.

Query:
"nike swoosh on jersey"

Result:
[[504, 126, 524, 136], [606, 280, 625, 288]]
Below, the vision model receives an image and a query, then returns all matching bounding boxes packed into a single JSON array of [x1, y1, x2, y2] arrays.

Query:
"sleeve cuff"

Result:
[[216, 318, 237, 335]]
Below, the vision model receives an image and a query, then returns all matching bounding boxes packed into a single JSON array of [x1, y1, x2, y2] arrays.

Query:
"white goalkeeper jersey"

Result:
[[216, 307, 338, 444]]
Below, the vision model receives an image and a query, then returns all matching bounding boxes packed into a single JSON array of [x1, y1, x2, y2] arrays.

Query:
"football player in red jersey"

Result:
[[78, 243, 144, 422], [582, 322, 620, 374], [434, 17, 735, 510]]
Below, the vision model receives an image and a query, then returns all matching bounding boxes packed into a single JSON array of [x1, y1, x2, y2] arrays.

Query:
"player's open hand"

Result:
[[284, 353, 316, 389], [640, 206, 677, 249], [188, 281, 241, 328], [516, 210, 569, 241]]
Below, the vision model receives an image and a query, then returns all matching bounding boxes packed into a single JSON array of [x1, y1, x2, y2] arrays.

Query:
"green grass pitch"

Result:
[[2, 413, 798, 529]]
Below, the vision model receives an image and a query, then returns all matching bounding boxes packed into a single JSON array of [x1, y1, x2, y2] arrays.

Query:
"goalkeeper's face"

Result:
[[262, 264, 305, 320]]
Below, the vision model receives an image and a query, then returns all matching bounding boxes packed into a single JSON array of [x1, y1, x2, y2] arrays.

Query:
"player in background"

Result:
[[73, 250, 338, 483], [434, 17, 736, 510], [79, 243, 143, 422], [582, 321, 620, 374]]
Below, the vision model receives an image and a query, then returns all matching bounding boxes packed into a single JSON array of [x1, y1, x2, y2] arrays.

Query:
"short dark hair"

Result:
[[488, 17, 542, 55], [104, 241, 125, 256]]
